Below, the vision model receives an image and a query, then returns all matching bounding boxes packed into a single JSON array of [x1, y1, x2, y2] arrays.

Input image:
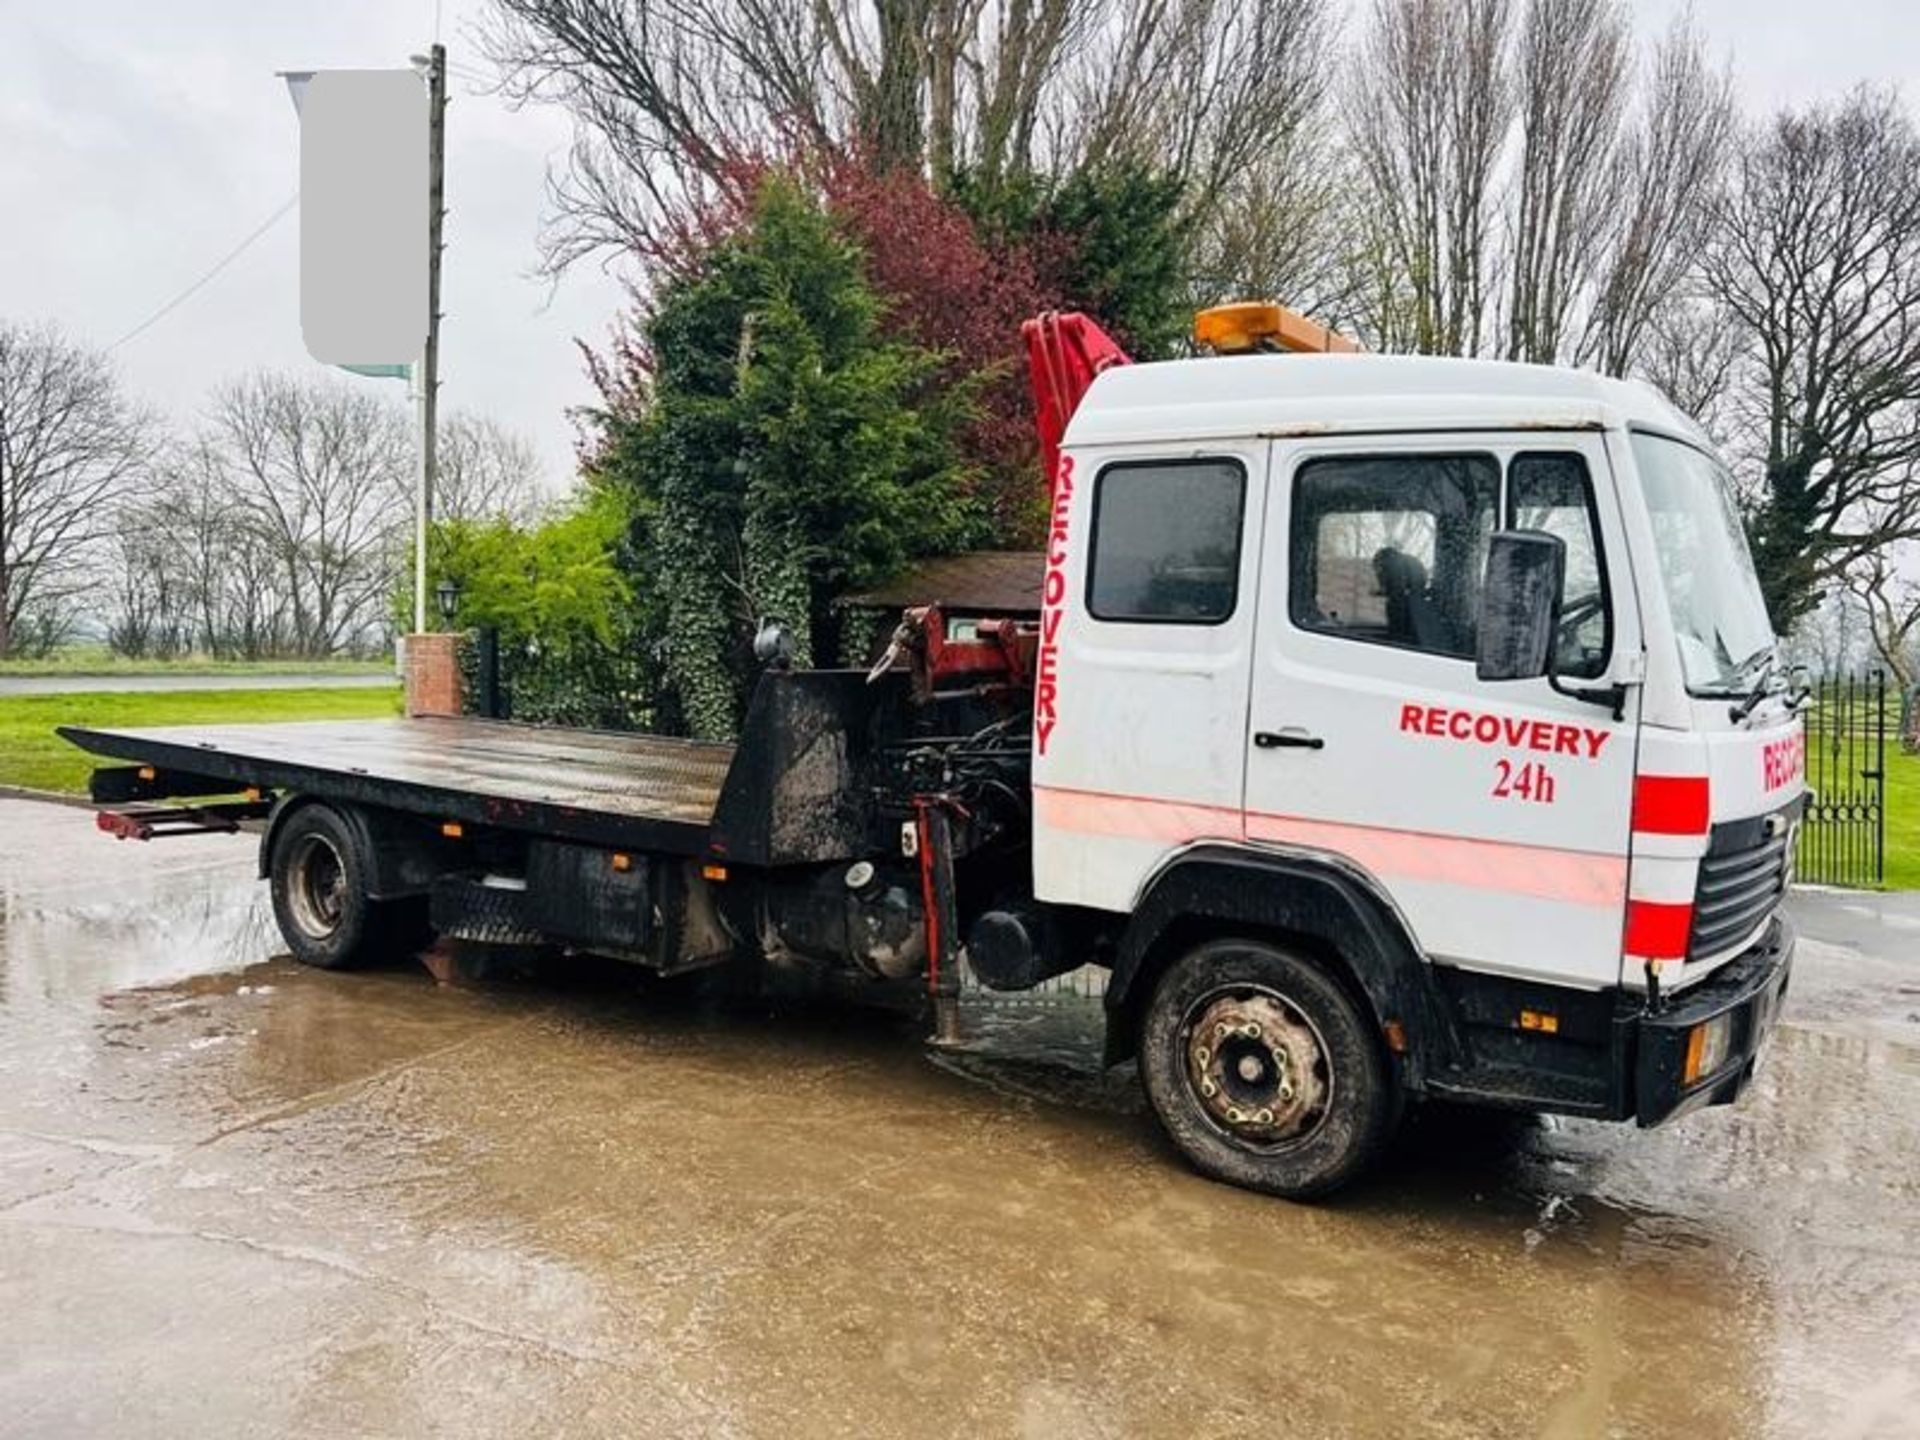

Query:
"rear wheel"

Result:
[[1139, 938, 1398, 1198], [269, 803, 423, 970]]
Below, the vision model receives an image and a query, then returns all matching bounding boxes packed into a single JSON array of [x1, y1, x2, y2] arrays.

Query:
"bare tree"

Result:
[[1345, 0, 1514, 355], [483, 0, 1335, 276], [104, 494, 194, 660], [1185, 148, 1347, 312], [163, 444, 268, 657], [1579, 16, 1733, 375], [1340, 1, 1731, 372], [200, 374, 412, 658], [1852, 547, 1920, 690], [1060, 0, 1336, 308], [1783, 583, 1868, 678], [0, 321, 151, 656], [1701, 89, 1920, 631], [101, 445, 290, 660], [1504, 0, 1629, 363], [436, 412, 546, 523], [1055, 1, 1330, 211], [1638, 290, 1743, 438], [482, 0, 764, 269]]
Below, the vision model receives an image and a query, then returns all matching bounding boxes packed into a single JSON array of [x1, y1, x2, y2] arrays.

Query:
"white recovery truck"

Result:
[[64, 303, 1804, 1197]]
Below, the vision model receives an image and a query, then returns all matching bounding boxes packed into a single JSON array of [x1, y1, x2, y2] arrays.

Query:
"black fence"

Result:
[[1798, 670, 1888, 889], [459, 627, 659, 733]]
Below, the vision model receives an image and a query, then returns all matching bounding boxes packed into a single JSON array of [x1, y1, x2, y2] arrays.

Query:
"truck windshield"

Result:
[[1631, 432, 1775, 696]]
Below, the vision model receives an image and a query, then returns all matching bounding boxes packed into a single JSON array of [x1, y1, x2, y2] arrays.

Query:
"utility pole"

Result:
[[413, 43, 447, 635]]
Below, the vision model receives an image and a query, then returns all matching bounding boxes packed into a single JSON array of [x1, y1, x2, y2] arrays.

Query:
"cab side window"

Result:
[[1290, 454, 1499, 659], [1087, 459, 1247, 623], [1509, 452, 1610, 679]]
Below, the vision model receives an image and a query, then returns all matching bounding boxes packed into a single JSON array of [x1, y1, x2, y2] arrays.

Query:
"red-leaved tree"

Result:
[[583, 149, 1069, 546], [817, 157, 1062, 544]]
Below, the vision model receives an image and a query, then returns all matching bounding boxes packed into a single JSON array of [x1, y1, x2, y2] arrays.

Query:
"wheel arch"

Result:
[[259, 793, 330, 881], [259, 794, 450, 900], [1104, 844, 1461, 1089]]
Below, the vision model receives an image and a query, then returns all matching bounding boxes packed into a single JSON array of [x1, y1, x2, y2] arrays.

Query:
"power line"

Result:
[[109, 194, 299, 352]]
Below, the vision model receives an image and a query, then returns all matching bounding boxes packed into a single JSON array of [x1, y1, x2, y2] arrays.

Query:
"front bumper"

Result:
[[1634, 914, 1794, 1127]]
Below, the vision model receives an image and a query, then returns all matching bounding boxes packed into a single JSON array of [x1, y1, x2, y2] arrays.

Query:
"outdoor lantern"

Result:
[[436, 577, 460, 623]]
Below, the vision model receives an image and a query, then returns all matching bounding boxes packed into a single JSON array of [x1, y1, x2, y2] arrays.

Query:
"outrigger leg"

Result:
[[913, 798, 964, 1046]]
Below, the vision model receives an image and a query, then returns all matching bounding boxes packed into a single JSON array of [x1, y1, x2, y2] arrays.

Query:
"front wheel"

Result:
[[269, 803, 424, 970], [1139, 938, 1399, 1198]]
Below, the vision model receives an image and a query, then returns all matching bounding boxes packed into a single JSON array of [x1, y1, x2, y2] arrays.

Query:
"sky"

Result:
[[0, 0, 623, 495], [1, 0, 1916, 497]]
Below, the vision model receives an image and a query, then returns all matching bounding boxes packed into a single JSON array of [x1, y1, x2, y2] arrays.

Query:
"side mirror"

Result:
[[1477, 530, 1565, 682]]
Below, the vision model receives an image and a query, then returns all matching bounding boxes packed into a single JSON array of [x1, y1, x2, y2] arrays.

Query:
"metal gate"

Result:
[[1797, 670, 1888, 888]]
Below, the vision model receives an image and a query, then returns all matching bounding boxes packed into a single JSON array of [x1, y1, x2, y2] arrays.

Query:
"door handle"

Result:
[[1254, 728, 1325, 751]]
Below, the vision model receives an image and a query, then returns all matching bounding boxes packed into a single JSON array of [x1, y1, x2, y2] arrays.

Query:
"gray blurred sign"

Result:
[[295, 70, 427, 365]]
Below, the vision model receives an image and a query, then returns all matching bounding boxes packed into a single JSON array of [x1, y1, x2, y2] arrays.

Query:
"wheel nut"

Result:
[[1256, 1108, 1274, 1125], [1247, 1023, 1263, 1040], [1200, 1079, 1218, 1098], [1227, 1107, 1245, 1124], [1196, 1046, 1210, 1064]]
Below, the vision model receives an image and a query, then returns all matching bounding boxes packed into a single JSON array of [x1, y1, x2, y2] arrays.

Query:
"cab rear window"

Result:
[[1086, 459, 1247, 624]]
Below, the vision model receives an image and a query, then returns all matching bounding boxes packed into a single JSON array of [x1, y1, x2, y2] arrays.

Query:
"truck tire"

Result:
[[269, 803, 420, 970], [1139, 938, 1398, 1199]]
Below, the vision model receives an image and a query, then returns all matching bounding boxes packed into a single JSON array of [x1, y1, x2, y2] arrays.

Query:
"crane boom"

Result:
[[1022, 301, 1359, 498], [1022, 312, 1132, 497]]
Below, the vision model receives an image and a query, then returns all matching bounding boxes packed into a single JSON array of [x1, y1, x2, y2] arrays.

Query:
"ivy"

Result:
[[592, 178, 979, 739]]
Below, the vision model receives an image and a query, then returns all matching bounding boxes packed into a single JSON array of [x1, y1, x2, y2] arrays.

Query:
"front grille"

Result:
[[1690, 809, 1795, 961]]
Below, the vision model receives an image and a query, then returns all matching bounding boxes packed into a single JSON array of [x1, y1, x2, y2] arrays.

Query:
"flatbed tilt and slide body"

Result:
[[64, 715, 734, 855]]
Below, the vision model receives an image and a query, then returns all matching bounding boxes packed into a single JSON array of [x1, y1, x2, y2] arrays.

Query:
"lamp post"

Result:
[[282, 47, 445, 637], [435, 577, 460, 626]]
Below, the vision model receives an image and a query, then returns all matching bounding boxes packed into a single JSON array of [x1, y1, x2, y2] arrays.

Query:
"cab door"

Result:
[[1243, 434, 1641, 987], [1031, 443, 1268, 913]]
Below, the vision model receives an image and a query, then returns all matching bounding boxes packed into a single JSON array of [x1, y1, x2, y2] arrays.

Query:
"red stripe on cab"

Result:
[[1030, 785, 1629, 908], [1632, 775, 1710, 836], [1624, 899, 1693, 959]]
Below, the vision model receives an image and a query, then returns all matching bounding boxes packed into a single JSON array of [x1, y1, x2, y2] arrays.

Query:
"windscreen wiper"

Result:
[[1728, 649, 1779, 722]]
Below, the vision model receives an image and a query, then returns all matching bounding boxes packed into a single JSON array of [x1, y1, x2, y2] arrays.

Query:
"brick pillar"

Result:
[[405, 633, 462, 718]]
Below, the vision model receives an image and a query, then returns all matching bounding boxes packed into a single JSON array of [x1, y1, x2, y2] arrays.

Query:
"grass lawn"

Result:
[[0, 687, 401, 794], [0, 646, 392, 678], [1884, 747, 1920, 891]]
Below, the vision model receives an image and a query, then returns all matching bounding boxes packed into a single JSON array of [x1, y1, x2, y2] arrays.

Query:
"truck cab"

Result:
[[1033, 349, 1801, 1195]]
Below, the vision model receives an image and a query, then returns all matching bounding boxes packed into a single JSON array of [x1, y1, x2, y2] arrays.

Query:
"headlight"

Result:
[[1683, 1014, 1733, 1086]]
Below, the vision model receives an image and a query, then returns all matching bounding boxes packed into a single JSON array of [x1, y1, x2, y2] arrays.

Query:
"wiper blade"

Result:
[[1728, 649, 1780, 720]]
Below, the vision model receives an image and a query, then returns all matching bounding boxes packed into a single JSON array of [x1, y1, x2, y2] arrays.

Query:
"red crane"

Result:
[[1022, 311, 1133, 497]]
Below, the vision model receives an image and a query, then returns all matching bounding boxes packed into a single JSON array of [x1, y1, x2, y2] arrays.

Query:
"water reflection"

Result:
[[1, 796, 1915, 1436]]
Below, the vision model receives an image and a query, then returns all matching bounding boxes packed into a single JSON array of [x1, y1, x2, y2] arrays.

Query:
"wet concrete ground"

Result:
[[0, 795, 1916, 1438]]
